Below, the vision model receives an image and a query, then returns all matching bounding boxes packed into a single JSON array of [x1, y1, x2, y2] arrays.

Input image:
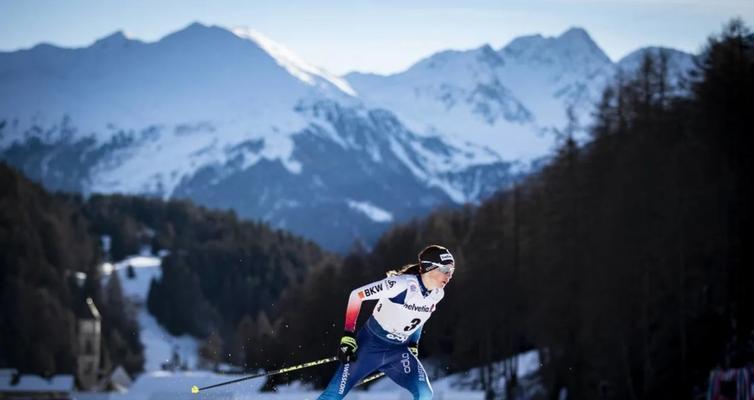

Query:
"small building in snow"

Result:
[[76, 297, 102, 390], [95, 365, 133, 392], [0, 369, 75, 399]]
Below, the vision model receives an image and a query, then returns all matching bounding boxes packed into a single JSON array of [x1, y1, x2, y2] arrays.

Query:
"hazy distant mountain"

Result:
[[616, 46, 697, 93], [0, 23, 695, 251], [346, 28, 695, 157], [0, 23, 513, 250]]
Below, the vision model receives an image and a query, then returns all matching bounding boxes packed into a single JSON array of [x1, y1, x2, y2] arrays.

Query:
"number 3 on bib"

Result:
[[403, 318, 421, 331]]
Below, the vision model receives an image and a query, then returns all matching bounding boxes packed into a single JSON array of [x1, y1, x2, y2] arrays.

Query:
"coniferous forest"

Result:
[[0, 20, 751, 399], [0, 164, 144, 377], [0, 166, 331, 380]]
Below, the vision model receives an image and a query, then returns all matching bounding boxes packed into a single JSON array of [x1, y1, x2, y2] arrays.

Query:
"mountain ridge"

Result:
[[0, 23, 696, 251]]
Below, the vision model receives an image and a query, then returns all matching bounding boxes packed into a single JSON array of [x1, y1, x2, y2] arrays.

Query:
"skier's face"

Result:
[[422, 266, 454, 289]]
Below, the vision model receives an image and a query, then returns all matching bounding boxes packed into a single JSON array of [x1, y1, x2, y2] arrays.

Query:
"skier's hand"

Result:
[[408, 344, 419, 357], [338, 332, 358, 363]]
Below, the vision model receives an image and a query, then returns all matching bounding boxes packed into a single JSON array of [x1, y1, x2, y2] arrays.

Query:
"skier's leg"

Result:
[[380, 349, 433, 400], [317, 359, 374, 400], [318, 329, 381, 400]]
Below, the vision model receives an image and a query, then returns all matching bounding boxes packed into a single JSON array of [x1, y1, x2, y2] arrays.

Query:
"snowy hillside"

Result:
[[346, 28, 695, 157], [103, 254, 200, 371], [0, 22, 519, 251], [0, 22, 354, 196], [0, 23, 353, 137], [347, 45, 548, 161]]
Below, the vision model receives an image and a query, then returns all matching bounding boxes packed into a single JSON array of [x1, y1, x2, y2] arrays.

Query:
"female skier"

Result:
[[317, 244, 456, 400]]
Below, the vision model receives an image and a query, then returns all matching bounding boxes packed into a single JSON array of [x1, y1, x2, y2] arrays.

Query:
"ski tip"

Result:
[[191, 385, 199, 394]]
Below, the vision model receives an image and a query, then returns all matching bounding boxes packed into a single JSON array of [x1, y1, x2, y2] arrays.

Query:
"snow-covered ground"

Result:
[[74, 351, 539, 399], [102, 253, 200, 371]]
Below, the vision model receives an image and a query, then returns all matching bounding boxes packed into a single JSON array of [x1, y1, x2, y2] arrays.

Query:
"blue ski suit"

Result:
[[318, 273, 444, 400]]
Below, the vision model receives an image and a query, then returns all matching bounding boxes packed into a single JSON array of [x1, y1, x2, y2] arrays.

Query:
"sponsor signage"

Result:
[[358, 283, 384, 299], [403, 303, 432, 313]]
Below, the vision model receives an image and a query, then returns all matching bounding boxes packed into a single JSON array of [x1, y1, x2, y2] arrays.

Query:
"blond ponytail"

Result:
[[386, 263, 421, 277]]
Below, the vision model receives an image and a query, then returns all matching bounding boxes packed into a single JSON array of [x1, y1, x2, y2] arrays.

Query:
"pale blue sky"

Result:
[[1, 0, 752, 75]]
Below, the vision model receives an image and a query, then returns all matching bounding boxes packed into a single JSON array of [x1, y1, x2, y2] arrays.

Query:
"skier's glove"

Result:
[[338, 332, 358, 363], [408, 344, 419, 357]]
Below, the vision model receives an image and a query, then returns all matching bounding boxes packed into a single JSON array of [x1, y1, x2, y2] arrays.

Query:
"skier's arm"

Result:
[[344, 277, 405, 332]]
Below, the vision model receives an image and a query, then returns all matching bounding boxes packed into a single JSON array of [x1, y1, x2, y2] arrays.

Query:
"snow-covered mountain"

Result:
[[0, 22, 514, 251], [0, 23, 695, 251], [0, 23, 355, 196], [346, 28, 695, 157]]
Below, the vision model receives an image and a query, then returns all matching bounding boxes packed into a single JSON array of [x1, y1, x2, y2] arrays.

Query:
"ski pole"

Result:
[[191, 356, 338, 394], [357, 371, 385, 386]]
